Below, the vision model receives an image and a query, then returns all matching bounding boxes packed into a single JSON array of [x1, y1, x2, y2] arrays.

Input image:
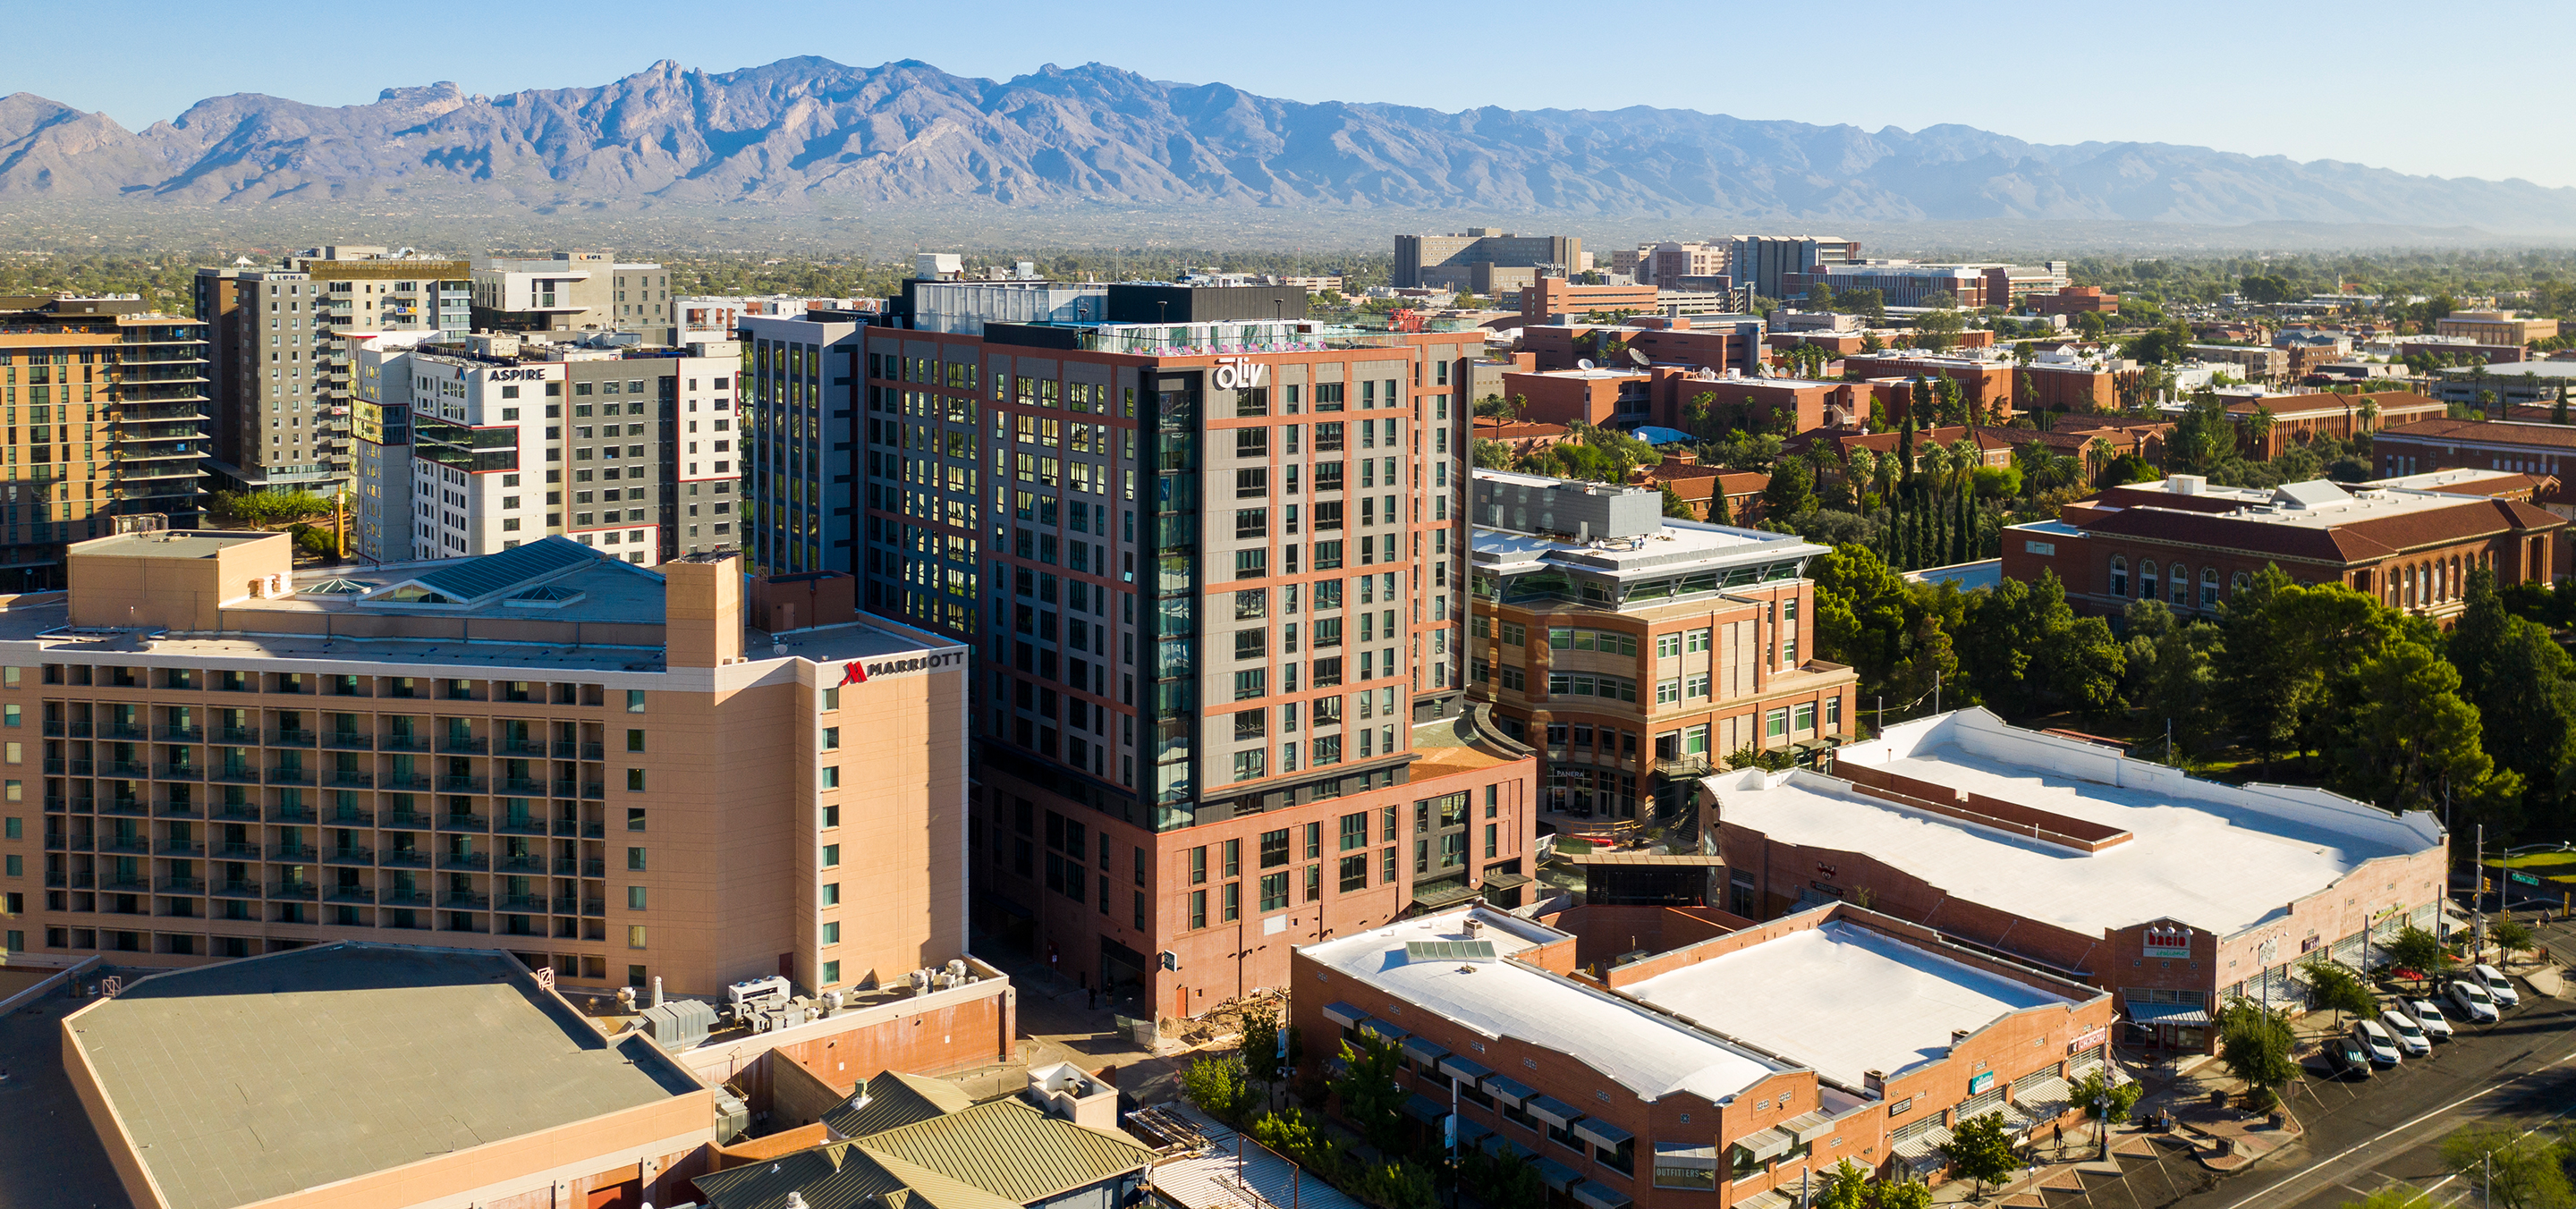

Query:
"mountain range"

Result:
[[2, 57, 2571, 234]]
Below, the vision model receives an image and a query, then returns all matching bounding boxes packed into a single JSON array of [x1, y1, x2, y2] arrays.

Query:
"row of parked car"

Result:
[[2323, 963, 2521, 1078]]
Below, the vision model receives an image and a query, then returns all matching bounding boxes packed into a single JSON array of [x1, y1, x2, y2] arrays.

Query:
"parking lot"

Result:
[[2063, 948, 2576, 1209]]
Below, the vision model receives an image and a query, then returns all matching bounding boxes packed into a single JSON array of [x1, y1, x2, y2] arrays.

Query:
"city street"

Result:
[[2057, 947, 2576, 1209]]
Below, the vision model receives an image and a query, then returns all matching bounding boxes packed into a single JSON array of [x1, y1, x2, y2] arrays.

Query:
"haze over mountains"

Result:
[[2, 56, 2571, 238]]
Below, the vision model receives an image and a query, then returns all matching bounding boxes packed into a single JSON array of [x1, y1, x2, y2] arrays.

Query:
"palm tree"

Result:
[[2085, 436, 2118, 487], [1848, 448, 1881, 507]]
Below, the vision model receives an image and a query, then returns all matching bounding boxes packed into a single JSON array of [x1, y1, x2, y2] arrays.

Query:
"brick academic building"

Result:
[[2004, 475, 2564, 623]]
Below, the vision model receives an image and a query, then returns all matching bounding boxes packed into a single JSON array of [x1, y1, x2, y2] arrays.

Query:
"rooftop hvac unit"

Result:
[[714, 1087, 751, 1143], [639, 999, 717, 1050]]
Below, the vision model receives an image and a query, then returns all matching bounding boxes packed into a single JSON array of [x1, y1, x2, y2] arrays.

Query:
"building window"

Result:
[[1190, 889, 1208, 929], [627, 847, 647, 871], [822, 844, 841, 867], [1222, 881, 1241, 921], [1259, 872, 1289, 912], [2110, 555, 2129, 596], [1340, 854, 1368, 892], [822, 960, 842, 985], [822, 921, 841, 945], [627, 886, 646, 910], [627, 926, 647, 950], [1765, 708, 1789, 740]]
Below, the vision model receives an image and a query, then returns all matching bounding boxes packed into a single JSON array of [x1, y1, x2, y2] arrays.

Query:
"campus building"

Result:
[[1289, 900, 2111, 1204], [0, 295, 208, 590], [834, 279, 1536, 1019], [2222, 390, 2443, 460], [1467, 470, 1856, 828], [0, 530, 970, 1002], [1707, 709, 2450, 1049], [2004, 475, 2565, 623], [193, 245, 471, 495], [2377, 416, 2576, 481], [352, 331, 740, 566], [1396, 229, 1585, 293]]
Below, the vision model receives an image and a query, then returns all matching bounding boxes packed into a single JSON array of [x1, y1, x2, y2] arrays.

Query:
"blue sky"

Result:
[[19, 0, 2576, 187]]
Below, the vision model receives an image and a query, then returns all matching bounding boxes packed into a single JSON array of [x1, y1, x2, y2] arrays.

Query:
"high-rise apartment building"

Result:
[[194, 246, 470, 495], [1466, 469, 1858, 823], [1394, 229, 1584, 294], [819, 279, 1536, 1018], [351, 332, 739, 565], [0, 531, 970, 998], [472, 253, 676, 342], [0, 295, 208, 590]]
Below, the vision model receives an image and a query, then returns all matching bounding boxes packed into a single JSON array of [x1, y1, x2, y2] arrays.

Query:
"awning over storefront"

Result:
[[1737, 1126, 1796, 1162], [1572, 1118, 1633, 1150], [1360, 1017, 1411, 1044], [1413, 880, 1481, 910], [1402, 1093, 1448, 1124], [1483, 1074, 1535, 1107], [1438, 1054, 1493, 1085], [1524, 1095, 1580, 1129], [1320, 1001, 1367, 1028], [2127, 1002, 2213, 1027], [1479, 1133, 1536, 1162], [1533, 1157, 1581, 1192], [1652, 1142, 1719, 1171], [1570, 1181, 1633, 1209], [1482, 871, 1534, 890], [1402, 1036, 1449, 1068], [1890, 1124, 1953, 1162]]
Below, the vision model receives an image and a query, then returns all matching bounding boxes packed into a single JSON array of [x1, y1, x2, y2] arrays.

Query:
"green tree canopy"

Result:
[[2217, 999, 2301, 1096], [2438, 1124, 2572, 1209], [1956, 571, 2124, 716], [1937, 1112, 2021, 1197]]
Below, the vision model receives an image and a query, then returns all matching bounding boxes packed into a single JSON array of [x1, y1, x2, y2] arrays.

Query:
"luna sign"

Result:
[[1211, 357, 1271, 390]]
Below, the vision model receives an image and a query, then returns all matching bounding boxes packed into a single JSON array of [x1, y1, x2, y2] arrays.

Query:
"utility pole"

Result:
[[1934, 671, 1942, 715], [2476, 823, 2488, 962]]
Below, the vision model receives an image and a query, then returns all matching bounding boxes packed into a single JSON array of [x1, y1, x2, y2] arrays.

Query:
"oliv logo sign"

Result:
[[1211, 357, 1271, 391]]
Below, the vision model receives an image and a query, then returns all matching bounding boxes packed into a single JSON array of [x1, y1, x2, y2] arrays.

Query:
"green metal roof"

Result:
[[820, 1071, 974, 1140], [698, 1085, 1153, 1209], [407, 535, 600, 603], [858, 1098, 1155, 1205]]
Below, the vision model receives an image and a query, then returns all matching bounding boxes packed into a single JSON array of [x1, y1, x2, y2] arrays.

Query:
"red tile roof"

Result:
[[2378, 418, 2576, 451], [2069, 495, 2563, 566]]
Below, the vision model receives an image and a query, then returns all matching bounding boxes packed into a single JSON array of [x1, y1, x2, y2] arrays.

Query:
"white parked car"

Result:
[[2448, 978, 2501, 1023], [2351, 1019, 2403, 1067], [2474, 963, 2521, 1009], [2377, 1009, 2433, 1057], [2408, 999, 2456, 1042]]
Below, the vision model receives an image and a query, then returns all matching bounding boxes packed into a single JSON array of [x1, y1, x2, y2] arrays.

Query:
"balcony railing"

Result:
[[438, 811, 488, 832], [269, 883, 319, 901], [440, 736, 488, 755], [269, 728, 316, 747], [323, 731, 374, 750], [377, 849, 430, 868], [325, 846, 373, 867], [436, 851, 488, 872]]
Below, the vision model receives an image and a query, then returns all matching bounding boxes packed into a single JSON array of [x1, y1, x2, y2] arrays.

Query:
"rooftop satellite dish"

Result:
[[1577, 359, 1595, 370], [1628, 347, 1650, 368]]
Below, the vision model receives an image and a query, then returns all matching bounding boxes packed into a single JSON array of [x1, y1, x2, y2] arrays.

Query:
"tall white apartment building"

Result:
[[352, 334, 740, 567], [470, 253, 674, 342]]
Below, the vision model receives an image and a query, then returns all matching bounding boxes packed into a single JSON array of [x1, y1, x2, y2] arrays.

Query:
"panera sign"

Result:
[[835, 649, 967, 687]]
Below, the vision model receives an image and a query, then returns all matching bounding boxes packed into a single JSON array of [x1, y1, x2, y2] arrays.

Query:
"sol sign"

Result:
[[1211, 357, 1271, 390]]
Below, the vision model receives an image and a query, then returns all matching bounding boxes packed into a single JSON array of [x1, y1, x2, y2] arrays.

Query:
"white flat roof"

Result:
[[1710, 711, 2441, 940], [1623, 921, 2085, 1087], [1301, 909, 1788, 1103]]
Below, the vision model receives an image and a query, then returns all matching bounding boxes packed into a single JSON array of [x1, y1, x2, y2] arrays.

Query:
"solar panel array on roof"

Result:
[[1404, 939, 1498, 963], [411, 537, 600, 603]]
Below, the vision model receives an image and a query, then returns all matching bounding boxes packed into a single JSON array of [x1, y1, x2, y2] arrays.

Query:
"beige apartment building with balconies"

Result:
[[0, 528, 968, 998]]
